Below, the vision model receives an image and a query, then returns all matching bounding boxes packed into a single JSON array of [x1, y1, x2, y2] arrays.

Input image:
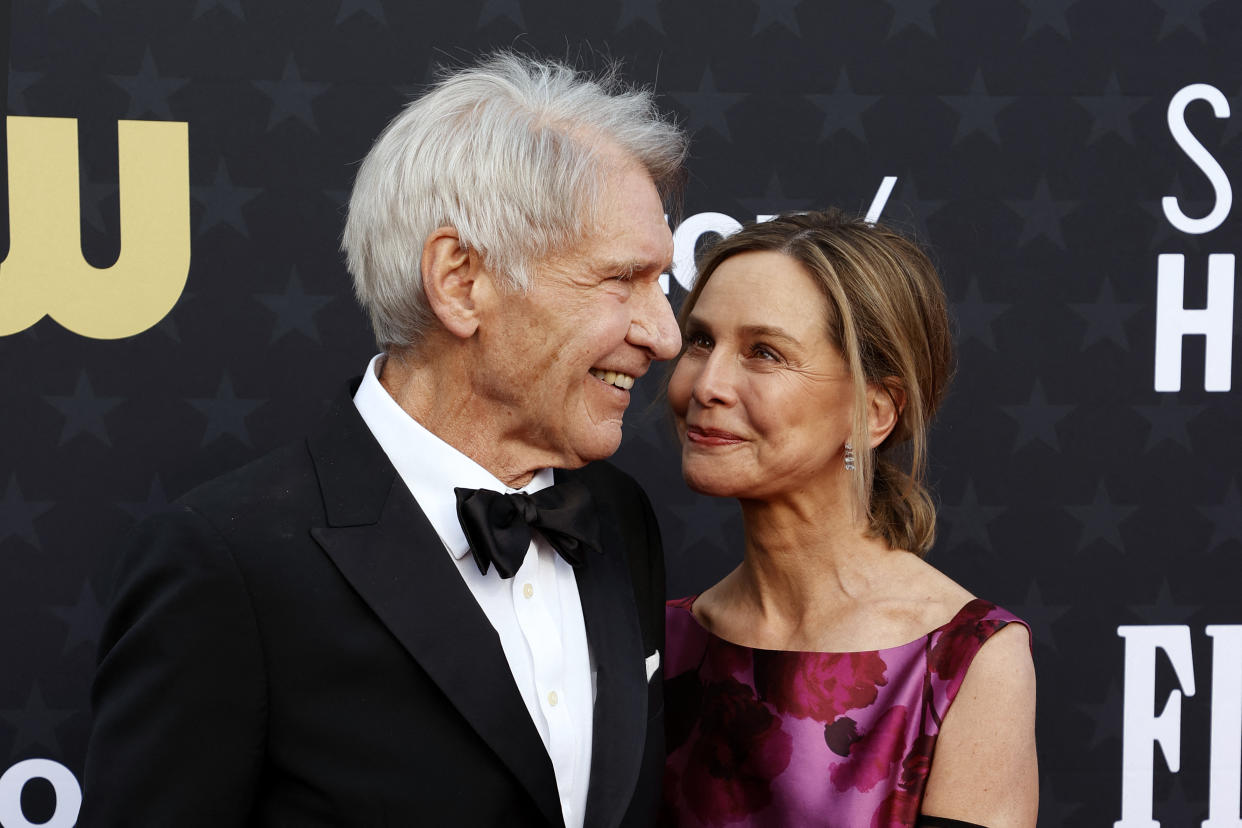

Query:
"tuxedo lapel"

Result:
[[307, 393, 563, 827], [563, 470, 647, 828]]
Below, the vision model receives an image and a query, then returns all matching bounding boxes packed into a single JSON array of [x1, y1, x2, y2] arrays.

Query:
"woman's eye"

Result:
[[684, 332, 712, 349], [751, 345, 779, 361]]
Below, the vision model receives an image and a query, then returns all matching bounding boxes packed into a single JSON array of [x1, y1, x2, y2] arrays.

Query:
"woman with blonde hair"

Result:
[[661, 210, 1037, 827]]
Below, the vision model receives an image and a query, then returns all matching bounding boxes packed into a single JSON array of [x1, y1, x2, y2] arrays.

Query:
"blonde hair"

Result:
[[679, 210, 954, 555]]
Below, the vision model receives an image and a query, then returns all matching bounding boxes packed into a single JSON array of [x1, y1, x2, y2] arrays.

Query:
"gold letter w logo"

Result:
[[0, 116, 190, 339]]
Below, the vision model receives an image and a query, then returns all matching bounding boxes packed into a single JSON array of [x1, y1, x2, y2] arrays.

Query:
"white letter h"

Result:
[[1154, 253, 1234, 392]]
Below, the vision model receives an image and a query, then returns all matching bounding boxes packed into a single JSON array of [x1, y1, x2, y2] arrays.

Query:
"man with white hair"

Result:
[[82, 53, 686, 827]]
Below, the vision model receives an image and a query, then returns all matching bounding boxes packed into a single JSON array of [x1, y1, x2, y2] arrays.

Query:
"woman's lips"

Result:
[[685, 426, 744, 446]]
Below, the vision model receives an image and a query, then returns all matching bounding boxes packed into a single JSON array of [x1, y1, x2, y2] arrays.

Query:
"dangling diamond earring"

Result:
[[844, 440, 856, 471]]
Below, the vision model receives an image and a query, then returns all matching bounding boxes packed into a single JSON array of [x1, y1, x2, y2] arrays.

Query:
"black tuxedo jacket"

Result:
[[81, 390, 666, 827]]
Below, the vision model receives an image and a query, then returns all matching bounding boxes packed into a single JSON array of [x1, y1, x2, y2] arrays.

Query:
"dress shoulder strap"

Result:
[[923, 599, 1031, 726]]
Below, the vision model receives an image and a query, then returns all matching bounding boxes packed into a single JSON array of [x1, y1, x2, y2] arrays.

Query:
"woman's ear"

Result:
[[866, 378, 906, 449], [421, 226, 484, 339]]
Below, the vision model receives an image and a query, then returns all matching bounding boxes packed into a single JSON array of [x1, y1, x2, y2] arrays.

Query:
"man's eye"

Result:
[[750, 345, 779, 361]]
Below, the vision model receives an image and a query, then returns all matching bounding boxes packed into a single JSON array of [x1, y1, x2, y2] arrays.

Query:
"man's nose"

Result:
[[629, 280, 681, 361]]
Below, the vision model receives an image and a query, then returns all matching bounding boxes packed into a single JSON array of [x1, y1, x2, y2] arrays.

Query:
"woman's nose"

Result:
[[691, 350, 738, 407]]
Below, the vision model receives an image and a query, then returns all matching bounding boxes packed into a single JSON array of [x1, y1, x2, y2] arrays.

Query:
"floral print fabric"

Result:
[[661, 597, 1028, 827]]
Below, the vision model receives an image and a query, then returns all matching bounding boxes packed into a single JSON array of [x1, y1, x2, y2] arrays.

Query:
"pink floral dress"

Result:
[[660, 597, 1029, 828]]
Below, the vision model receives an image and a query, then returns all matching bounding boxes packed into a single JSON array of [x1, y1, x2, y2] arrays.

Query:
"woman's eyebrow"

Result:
[[738, 324, 798, 344], [683, 318, 799, 344]]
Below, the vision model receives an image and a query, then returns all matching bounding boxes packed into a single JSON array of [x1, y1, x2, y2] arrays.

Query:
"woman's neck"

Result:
[[694, 490, 898, 646]]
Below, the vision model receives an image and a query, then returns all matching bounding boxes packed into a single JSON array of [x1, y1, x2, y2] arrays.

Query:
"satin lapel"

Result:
[[564, 470, 646, 828], [307, 392, 563, 827]]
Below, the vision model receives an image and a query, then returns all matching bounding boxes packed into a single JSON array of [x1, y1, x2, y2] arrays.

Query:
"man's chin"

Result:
[[565, 423, 625, 466]]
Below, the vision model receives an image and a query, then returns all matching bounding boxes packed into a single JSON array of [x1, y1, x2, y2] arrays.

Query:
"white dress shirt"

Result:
[[353, 354, 593, 828]]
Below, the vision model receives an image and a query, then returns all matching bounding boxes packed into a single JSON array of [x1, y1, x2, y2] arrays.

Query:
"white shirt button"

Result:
[[547, 690, 559, 707], [522, 582, 534, 599]]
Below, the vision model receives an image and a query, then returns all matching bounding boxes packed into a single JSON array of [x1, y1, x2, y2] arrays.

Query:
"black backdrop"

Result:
[[2, 1, 1240, 825]]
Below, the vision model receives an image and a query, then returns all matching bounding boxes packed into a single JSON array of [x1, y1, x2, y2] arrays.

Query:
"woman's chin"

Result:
[[682, 469, 746, 499]]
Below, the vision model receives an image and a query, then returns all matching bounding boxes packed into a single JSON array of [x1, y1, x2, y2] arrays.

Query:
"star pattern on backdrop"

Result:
[[1066, 481, 1136, 553], [1074, 73, 1146, 145], [0, 475, 54, 549], [1018, 0, 1078, 38], [193, 0, 244, 19], [156, 318, 181, 344], [1157, 778, 1208, 826], [1008, 581, 1069, 654], [0, 684, 75, 755], [79, 175, 118, 235], [194, 159, 262, 238], [336, 0, 386, 24], [189, 375, 265, 448], [1001, 380, 1074, 452], [671, 68, 745, 141], [616, 0, 663, 32], [49, 581, 105, 654], [109, 48, 190, 120], [1129, 580, 1199, 624], [951, 278, 1010, 350], [1069, 277, 1140, 350], [808, 69, 879, 142], [752, 0, 801, 36], [478, 0, 526, 29], [44, 372, 123, 447], [1199, 479, 1242, 551], [1006, 176, 1076, 249], [669, 496, 740, 551], [1036, 778, 1088, 826], [1152, 0, 1213, 41], [888, 177, 945, 242], [256, 270, 335, 343], [322, 189, 350, 215], [1075, 679, 1122, 750], [939, 479, 1005, 551], [883, 0, 938, 37], [7, 68, 43, 115], [1132, 396, 1204, 451], [736, 173, 814, 218], [1142, 175, 1214, 248], [254, 55, 331, 132], [154, 290, 197, 345], [118, 475, 172, 523], [618, 411, 678, 459], [940, 69, 1014, 144]]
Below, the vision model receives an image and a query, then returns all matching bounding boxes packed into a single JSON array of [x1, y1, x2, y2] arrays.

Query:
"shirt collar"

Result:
[[352, 353, 553, 560]]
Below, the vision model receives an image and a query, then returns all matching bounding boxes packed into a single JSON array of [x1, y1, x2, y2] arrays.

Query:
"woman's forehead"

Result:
[[694, 251, 829, 330]]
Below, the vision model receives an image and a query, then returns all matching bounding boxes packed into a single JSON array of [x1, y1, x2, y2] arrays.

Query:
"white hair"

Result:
[[341, 52, 687, 351]]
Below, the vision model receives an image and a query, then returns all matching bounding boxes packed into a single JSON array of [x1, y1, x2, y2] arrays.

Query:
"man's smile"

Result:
[[589, 368, 636, 390]]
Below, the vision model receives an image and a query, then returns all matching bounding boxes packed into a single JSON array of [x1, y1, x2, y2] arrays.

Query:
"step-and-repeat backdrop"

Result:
[[2, 0, 1239, 825]]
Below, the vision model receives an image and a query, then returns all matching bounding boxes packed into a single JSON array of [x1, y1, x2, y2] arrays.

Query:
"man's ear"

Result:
[[866, 378, 906, 449], [421, 227, 485, 340]]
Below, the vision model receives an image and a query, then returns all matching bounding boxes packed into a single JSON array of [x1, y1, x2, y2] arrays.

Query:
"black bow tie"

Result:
[[454, 479, 601, 579]]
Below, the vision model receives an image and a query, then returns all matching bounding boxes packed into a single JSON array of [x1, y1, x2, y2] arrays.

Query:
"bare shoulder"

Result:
[[969, 621, 1036, 676], [921, 622, 1038, 827], [944, 622, 1036, 718], [908, 555, 975, 603]]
